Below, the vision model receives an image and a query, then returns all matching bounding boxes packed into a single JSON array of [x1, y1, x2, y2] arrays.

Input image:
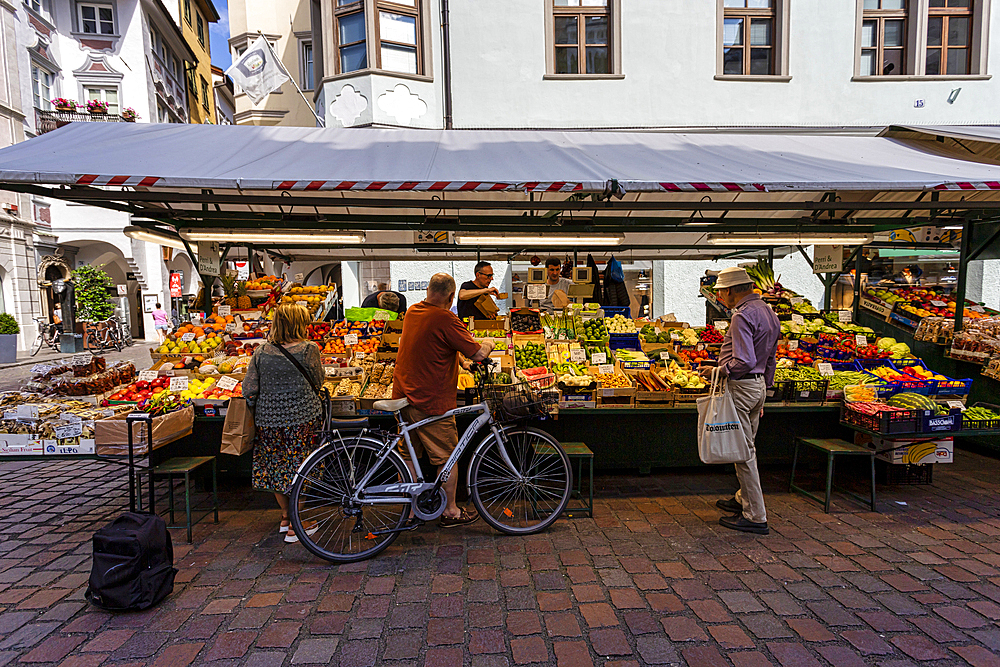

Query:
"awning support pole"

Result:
[[767, 248, 774, 268], [954, 219, 972, 332], [180, 236, 213, 315], [852, 249, 862, 322], [968, 221, 1000, 262], [796, 245, 813, 268]]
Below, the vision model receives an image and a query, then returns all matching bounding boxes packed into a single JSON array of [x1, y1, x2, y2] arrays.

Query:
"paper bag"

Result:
[[551, 290, 570, 310], [474, 293, 499, 318], [696, 368, 750, 464], [221, 398, 255, 456]]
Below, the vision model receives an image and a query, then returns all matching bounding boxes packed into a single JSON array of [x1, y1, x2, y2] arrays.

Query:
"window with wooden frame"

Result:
[[85, 86, 119, 114], [196, 12, 205, 47], [77, 2, 115, 35], [201, 77, 210, 109], [722, 1, 775, 76], [332, 0, 423, 76], [926, 0, 972, 75], [334, 1, 367, 74], [552, 1, 610, 75], [31, 64, 53, 111], [861, 1, 907, 75], [184, 0, 190, 24]]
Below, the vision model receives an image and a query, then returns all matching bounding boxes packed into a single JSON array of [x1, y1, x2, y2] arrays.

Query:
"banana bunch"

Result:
[[552, 361, 588, 376], [656, 361, 707, 389]]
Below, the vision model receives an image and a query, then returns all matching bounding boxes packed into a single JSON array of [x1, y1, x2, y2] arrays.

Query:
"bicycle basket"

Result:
[[478, 378, 557, 422]]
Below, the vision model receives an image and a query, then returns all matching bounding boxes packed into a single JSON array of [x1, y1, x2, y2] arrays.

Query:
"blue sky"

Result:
[[209, 0, 231, 69]]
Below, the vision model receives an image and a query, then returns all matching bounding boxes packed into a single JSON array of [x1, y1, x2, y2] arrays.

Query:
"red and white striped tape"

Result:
[[933, 182, 1000, 191], [657, 182, 768, 192], [272, 180, 585, 192], [76, 174, 161, 187]]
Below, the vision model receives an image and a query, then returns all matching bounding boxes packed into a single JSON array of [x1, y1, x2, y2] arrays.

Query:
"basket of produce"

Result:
[[581, 317, 609, 340], [510, 308, 543, 334], [614, 349, 652, 370], [894, 358, 973, 396], [515, 341, 547, 371], [697, 325, 725, 345], [654, 362, 707, 401], [961, 403, 1000, 431], [765, 380, 791, 403], [841, 401, 922, 436], [629, 369, 674, 406], [815, 344, 852, 362], [859, 360, 936, 397], [677, 347, 716, 366], [824, 368, 873, 400], [583, 342, 611, 363], [774, 366, 829, 402], [602, 306, 630, 319], [776, 347, 815, 365]]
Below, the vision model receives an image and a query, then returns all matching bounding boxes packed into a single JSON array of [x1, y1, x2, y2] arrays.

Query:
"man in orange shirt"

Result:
[[393, 273, 494, 527]]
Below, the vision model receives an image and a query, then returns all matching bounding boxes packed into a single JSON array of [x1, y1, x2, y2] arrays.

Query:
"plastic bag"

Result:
[[606, 256, 625, 284]]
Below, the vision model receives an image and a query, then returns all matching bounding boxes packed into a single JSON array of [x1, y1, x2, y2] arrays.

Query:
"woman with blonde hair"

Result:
[[243, 303, 325, 543]]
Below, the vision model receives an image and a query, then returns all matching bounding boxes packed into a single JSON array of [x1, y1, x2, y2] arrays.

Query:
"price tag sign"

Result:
[[838, 310, 851, 323], [790, 297, 804, 305], [525, 284, 546, 301], [296, 301, 308, 308], [217, 376, 239, 391], [169, 376, 189, 392], [855, 335, 868, 347], [31, 364, 51, 375], [598, 364, 614, 375], [355, 352, 366, 360], [696, 343, 706, 351], [16, 405, 39, 419], [930, 300, 947, 307], [225, 322, 237, 333], [670, 332, 680, 341], [73, 352, 93, 366], [591, 352, 607, 365], [234, 315, 243, 328], [102, 409, 115, 418], [325, 367, 339, 377], [970, 305, 985, 313], [218, 305, 231, 317], [54, 422, 83, 439], [181, 332, 196, 342], [714, 320, 729, 330], [570, 349, 587, 362], [602, 388, 616, 397], [344, 334, 359, 346], [788, 339, 799, 350], [791, 314, 805, 325], [59, 413, 83, 423], [946, 400, 965, 411], [139, 370, 158, 382], [660, 351, 671, 360], [191, 313, 203, 326], [817, 363, 834, 377], [3, 409, 16, 420], [294, 273, 304, 283]]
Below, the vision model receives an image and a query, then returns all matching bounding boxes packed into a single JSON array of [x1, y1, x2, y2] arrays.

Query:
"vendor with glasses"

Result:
[[458, 261, 502, 320]]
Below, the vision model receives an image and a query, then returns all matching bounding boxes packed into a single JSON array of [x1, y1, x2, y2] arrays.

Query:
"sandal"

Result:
[[279, 518, 290, 534], [284, 524, 318, 544], [439, 507, 479, 529]]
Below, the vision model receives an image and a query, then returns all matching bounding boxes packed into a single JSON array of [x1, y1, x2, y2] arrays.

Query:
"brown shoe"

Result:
[[439, 507, 479, 528]]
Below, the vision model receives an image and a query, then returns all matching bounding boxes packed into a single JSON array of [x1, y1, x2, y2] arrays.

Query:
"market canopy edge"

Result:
[[3, 123, 1000, 194]]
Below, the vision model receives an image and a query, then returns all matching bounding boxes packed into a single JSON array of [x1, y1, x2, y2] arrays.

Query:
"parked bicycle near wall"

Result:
[[289, 359, 571, 563], [29, 317, 62, 356], [89, 319, 123, 353], [114, 315, 133, 347]]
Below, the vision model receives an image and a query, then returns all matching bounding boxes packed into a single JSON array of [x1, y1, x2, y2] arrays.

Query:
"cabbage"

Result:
[[890, 343, 911, 358], [877, 337, 897, 351]]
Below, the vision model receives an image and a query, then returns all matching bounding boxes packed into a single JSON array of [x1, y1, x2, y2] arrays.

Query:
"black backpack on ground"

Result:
[[85, 512, 177, 611]]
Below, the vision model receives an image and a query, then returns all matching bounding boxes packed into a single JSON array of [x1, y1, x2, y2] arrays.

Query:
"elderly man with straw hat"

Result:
[[705, 267, 780, 535]]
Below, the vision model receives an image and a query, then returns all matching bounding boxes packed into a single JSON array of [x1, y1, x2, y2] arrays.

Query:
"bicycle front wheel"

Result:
[[29, 334, 43, 357], [470, 427, 572, 535], [290, 435, 412, 563]]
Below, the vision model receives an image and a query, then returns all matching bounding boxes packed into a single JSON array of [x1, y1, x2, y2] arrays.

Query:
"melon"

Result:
[[886, 392, 937, 412]]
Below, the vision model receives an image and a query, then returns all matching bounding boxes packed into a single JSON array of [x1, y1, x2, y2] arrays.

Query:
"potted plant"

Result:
[[86, 99, 109, 114], [0, 313, 19, 364], [121, 107, 139, 122], [51, 98, 77, 112]]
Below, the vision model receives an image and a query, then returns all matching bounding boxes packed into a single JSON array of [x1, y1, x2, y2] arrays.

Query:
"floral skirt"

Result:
[[252, 417, 322, 495]]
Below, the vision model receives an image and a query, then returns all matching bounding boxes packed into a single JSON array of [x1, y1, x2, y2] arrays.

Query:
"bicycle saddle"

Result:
[[372, 398, 409, 412]]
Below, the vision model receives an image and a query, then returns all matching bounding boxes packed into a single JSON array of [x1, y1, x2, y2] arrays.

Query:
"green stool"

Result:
[[153, 456, 219, 543], [561, 442, 594, 518], [790, 438, 876, 513]]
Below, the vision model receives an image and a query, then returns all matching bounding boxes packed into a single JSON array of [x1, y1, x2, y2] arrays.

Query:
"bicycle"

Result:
[[29, 317, 61, 356], [115, 316, 133, 347], [289, 360, 571, 563], [90, 319, 122, 353]]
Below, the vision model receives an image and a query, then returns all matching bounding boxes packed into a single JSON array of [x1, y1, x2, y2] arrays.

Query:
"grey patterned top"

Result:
[[243, 340, 324, 428]]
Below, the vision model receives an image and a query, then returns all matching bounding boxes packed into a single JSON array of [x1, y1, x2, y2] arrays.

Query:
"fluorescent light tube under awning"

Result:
[[454, 235, 623, 246], [706, 233, 874, 246], [180, 230, 366, 244]]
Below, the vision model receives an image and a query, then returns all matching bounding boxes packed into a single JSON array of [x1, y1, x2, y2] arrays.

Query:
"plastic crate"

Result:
[[962, 403, 1000, 431], [766, 380, 791, 403], [790, 379, 829, 402], [841, 404, 922, 435], [893, 358, 973, 396], [918, 408, 961, 433], [608, 333, 641, 351], [829, 360, 862, 372], [859, 359, 936, 397], [602, 306, 631, 319], [816, 344, 853, 362], [878, 460, 934, 485]]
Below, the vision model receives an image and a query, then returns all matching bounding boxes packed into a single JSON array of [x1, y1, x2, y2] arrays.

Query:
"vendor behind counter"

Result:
[[458, 261, 502, 320]]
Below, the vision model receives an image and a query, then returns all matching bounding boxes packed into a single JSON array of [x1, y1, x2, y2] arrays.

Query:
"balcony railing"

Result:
[[35, 109, 131, 135]]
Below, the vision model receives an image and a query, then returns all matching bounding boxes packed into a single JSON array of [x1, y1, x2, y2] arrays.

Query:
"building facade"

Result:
[[211, 64, 234, 124], [164, 0, 219, 124], [17, 0, 198, 345]]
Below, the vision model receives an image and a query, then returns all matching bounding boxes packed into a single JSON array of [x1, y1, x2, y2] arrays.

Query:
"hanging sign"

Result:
[[197, 241, 221, 277], [169, 273, 183, 298], [525, 284, 546, 301], [234, 262, 250, 281], [117, 285, 127, 296], [813, 245, 846, 274]]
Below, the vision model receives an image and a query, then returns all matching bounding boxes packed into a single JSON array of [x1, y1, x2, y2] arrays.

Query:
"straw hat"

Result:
[[715, 267, 753, 289]]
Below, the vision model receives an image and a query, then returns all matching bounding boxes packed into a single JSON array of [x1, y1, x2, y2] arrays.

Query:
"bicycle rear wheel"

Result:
[[289, 435, 412, 563], [470, 426, 572, 535], [29, 333, 43, 357]]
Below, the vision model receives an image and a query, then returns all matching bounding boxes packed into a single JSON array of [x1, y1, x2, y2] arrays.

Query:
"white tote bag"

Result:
[[696, 367, 751, 464]]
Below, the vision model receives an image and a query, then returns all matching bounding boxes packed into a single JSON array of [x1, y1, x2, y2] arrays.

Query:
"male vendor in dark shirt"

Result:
[[704, 267, 780, 535], [457, 261, 500, 320]]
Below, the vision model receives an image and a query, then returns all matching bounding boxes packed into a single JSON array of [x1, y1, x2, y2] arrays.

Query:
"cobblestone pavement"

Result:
[[2, 449, 1000, 666]]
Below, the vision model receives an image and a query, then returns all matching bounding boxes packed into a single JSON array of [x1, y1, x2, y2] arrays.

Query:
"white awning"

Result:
[[2, 122, 1000, 193]]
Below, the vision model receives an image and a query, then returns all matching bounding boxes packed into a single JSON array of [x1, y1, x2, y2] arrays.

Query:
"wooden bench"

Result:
[[153, 456, 218, 543], [790, 438, 875, 513], [561, 442, 594, 519]]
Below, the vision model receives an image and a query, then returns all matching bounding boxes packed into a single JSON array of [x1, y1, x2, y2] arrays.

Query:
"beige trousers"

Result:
[[728, 376, 767, 523]]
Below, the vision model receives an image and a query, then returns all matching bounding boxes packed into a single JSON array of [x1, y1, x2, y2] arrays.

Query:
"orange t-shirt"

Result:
[[392, 301, 482, 415]]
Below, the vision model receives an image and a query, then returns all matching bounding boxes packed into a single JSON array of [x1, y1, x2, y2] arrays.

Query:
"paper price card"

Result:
[[73, 352, 93, 365], [181, 332, 196, 342], [525, 284, 546, 301], [31, 364, 51, 375], [16, 405, 39, 419], [218, 305, 231, 316], [294, 273, 304, 283], [226, 322, 237, 333], [791, 314, 805, 325], [570, 349, 587, 362], [696, 343, 706, 351], [855, 334, 868, 347], [355, 352, 366, 360], [930, 300, 947, 307], [714, 320, 729, 330], [217, 375, 239, 391], [788, 340, 799, 350], [344, 334, 359, 346], [660, 351, 671, 359], [102, 409, 115, 417], [60, 413, 83, 423], [234, 315, 243, 327], [602, 388, 616, 397], [817, 363, 834, 377], [591, 352, 607, 365], [3, 410, 16, 420], [296, 301, 308, 308], [838, 310, 851, 323], [970, 305, 985, 313], [139, 370, 158, 382], [946, 400, 965, 411], [790, 297, 804, 305], [670, 331, 680, 340], [55, 422, 83, 440], [169, 376, 189, 392], [325, 366, 339, 376], [598, 364, 614, 375]]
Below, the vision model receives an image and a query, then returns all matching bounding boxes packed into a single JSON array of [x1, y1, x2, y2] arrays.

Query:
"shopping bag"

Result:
[[696, 368, 750, 464], [220, 398, 255, 456]]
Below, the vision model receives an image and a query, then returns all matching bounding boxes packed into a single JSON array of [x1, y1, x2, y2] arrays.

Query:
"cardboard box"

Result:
[[855, 432, 954, 465], [472, 317, 508, 332], [0, 435, 44, 456], [95, 405, 194, 456]]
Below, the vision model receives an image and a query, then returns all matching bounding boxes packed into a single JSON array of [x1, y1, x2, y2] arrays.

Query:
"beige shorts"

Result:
[[399, 405, 458, 466]]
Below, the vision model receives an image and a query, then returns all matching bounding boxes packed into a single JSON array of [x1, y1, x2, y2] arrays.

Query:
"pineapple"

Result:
[[221, 275, 238, 308], [236, 282, 251, 309]]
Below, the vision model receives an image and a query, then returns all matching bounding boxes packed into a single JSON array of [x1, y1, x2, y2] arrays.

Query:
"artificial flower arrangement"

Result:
[[51, 98, 77, 110], [120, 107, 139, 122], [86, 99, 109, 113]]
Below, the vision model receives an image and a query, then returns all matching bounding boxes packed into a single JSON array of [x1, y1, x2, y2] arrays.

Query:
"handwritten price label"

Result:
[[790, 297, 805, 305], [591, 352, 607, 365], [218, 305, 231, 316], [670, 332, 680, 341], [181, 332, 196, 342], [817, 363, 834, 377], [344, 334, 359, 346], [16, 405, 39, 419], [660, 351, 671, 359], [788, 340, 799, 350], [169, 376, 189, 392], [217, 375, 238, 391], [598, 364, 614, 375], [294, 273, 304, 283], [355, 352, 366, 360], [525, 284, 546, 301], [570, 349, 587, 362], [225, 322, 237, 333], [791, 314, 805, 325], [970, 305, 985, 313], [714, 320, 729, 331], [930, 300, 947, 307], [54, 422, 83, 440], [838, 311, 851, 323], [31, 364, 51, 375], [138, 371, 158, 382], [855, 335, 868, 347], [72, 353, 92, 365], [946, 400, 965, 411]]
